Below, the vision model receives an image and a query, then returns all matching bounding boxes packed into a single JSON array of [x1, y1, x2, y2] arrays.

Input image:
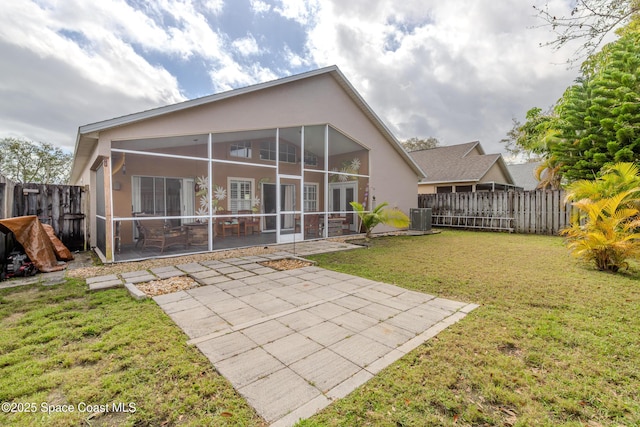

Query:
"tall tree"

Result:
[[534, 0, 640, 62], [401, 137, 440, 152], [552, 28, 640, 181], [0, 137, 72, 184]]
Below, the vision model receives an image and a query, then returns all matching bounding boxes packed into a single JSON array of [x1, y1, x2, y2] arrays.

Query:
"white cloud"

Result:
[[250, 0, 272, 14], [0, 1, 183, 103], [274, 0, 320, 25], [0, 0, 588, 158], [202, 0, 224, 14], [283, 45, 310, 68], [303, 0, 578, 152], [210, 61, 278, 92], [233, 35, 261, 57]]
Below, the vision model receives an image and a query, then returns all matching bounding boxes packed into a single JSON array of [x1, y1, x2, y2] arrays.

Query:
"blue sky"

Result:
[[0, 0, 585, 158]]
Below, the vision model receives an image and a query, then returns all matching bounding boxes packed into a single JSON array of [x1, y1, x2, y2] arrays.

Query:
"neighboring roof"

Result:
[[410, 141, 515, 185], [507, 162, 542, 191], [71, 65, 425, 183]]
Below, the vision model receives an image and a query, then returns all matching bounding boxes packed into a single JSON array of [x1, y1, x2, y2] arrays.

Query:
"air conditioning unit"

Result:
[[410, 208, 432, 232]]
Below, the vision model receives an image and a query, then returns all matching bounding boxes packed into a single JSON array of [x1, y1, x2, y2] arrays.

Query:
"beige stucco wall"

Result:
[[482, 163, 511, 184], [80, 73, 419, 245], [417, 162, 513, 194]]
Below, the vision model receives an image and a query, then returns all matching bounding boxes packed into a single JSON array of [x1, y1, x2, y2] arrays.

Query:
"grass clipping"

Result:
[[136, 276, 199, 297]]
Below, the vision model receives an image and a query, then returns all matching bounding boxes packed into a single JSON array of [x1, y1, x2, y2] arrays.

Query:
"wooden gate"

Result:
[[3, 183, 86, 251]]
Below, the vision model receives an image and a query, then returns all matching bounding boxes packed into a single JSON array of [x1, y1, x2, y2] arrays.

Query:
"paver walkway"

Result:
[[87, 241, 478, 426]]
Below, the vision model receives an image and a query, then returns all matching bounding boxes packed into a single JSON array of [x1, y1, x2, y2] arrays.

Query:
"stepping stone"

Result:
[[121, 270, 156, 283], [86, 274, 119, 284], [150, 266, 184, 279], [125, 283, 148, 300], [176, 262, 209, 273], [88, 279, 123, 291]]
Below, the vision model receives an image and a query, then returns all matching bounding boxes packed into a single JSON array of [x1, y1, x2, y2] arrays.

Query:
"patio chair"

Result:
[[136, 217, 189, 253], [238, 210, 261, 235], [304, 214, 320, 237], [215, 210, 240, 237]]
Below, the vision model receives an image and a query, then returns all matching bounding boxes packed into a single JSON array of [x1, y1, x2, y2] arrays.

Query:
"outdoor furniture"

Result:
[[216, 210, 240, 237], [136, 217, 189, 253], [304, 214, 320, 237], [185, 222, 209, 246], [238, 210, 261, 235], [327, 216, 345, 236]]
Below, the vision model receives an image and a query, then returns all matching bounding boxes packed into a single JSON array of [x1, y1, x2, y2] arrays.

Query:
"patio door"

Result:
[[277, 175, 303, 243], [132, 176, 194, 226], [329, 181, 358, 232]]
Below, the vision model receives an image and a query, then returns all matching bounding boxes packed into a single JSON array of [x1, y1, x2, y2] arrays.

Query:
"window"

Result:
[[260, 141, 276, 161], [280, 143, 296, 163], [436, 186, 452, 194], [230, 142, 252, 158], [455, 185, 473, 193], [304, 150, 318, 167], [229, 179, 253, 213], [304, 184, 318, 212], [260, 141, 296, 163]]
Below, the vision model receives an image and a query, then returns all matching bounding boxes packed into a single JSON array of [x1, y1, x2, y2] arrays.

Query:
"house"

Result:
[[507, 161, 543, 191], [70, 66, 424, 263], [409, 141, 520, 194]]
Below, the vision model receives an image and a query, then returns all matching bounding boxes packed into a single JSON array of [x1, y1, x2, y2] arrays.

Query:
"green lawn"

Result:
[[0, 280, 264, 426], [301, 231, 640, 426], [0, 231, 638, 426]]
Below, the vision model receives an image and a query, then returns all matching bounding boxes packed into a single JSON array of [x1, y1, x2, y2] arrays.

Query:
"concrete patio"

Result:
[[86, 241, 478, 426]]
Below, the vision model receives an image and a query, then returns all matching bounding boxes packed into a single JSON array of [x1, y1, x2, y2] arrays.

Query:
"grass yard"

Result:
[[0, 279, 264, 426], [0, 230, 638, 426], [301, 231, 640, 426]]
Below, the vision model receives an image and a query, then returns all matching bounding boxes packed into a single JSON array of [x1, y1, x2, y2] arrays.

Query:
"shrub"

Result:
[[562, 163, 640, 272]]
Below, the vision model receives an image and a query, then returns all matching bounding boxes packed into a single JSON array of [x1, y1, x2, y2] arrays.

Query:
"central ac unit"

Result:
[[410, 208, 432, 232]]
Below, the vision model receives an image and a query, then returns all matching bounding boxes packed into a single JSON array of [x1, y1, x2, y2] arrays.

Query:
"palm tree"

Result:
[[562, 162, 640, 272], [562, 189, 640, 272], [349, 201, 410, 240], [564, 162, 640, 202], [535, 155, 563, 190]]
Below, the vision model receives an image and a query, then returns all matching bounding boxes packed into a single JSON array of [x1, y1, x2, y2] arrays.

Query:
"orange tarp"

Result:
[[0, 215, 73, 273]]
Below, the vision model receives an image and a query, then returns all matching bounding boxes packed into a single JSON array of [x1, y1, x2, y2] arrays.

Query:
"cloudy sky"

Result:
[[0, 0, 584, 159]]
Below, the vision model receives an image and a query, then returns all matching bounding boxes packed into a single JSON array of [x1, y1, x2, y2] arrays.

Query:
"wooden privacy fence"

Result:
[[418, 190, 577, 235], [0, 180, 86, 252]]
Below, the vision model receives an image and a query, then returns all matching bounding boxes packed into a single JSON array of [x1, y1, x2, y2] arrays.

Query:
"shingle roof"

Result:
[[507, 162, 542, 191], [410, 141, 512, 184]]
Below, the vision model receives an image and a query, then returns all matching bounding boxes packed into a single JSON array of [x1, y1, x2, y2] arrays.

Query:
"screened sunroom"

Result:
[[98, 125, 369, 262]]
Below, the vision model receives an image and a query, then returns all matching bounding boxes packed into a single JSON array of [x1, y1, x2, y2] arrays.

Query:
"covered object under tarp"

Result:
[[0, 215, 74, 273]]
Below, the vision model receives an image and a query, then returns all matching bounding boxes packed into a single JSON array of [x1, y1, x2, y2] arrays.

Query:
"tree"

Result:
[[501, 107, 559, 159], [551, 28, 640, 181], [349, 201, 410, 240], [401, 137, 439, 152], [0, 137, 72, 184], [562, 163, 640, 272], [534, 0, 640, 62], [501, 108, 564, 189]]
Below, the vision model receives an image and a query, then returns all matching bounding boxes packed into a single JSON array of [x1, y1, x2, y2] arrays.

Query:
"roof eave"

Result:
[[74, 65, 426, 180]]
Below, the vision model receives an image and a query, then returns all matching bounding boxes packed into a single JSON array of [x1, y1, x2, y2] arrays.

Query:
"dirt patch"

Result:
[[259, 258, 314, 271], [3, 312, 25, 325], [135, 276, 199, 297]]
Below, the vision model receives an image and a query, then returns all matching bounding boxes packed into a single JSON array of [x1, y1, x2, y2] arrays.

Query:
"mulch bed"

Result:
[[259, 258, 314, 271], [135, 276, 199, 297]]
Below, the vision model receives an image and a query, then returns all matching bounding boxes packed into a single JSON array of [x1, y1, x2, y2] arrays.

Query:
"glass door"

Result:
[[329, 181, 358, 233], [278, 175, 303, 243]]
